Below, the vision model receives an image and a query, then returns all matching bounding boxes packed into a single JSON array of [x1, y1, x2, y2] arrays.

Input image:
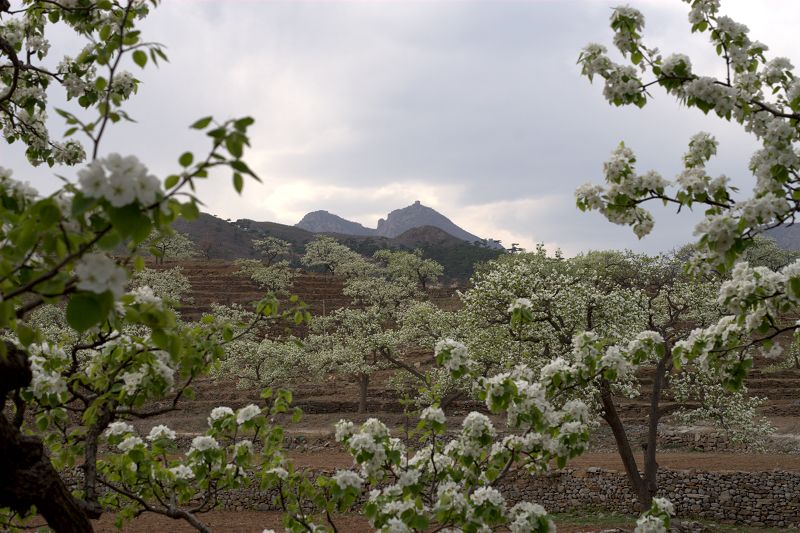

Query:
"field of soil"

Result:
[[122, 260, 800, 532]]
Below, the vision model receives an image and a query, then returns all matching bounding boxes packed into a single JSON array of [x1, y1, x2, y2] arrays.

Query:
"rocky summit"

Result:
[[295, 201, 501, 248]]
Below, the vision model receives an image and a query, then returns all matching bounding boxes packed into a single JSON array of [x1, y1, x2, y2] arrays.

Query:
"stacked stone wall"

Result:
[[63, 466, 799, 528]]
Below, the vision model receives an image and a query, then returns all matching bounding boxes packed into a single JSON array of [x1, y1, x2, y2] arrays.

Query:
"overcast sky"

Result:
[[7, 0, 800, 255]]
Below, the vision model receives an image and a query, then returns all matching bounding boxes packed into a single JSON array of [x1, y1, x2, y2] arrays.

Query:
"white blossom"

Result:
[[208, 406, 234, 426], [420, 406, 446, 425], [190, 435, 219, 452], [236, 404, 261, 425], [118, 435, 143, 452], [634, 514, 667, 533], [333, 470, 363, 491], [169, 464, 194, 481], [74, 252, 127, 297], [147, 424, 176, 441], [105, 421, 135, 437], [335, 419, 355, 442], [266, 467, 288, 480], [471, 486, 505, 507]]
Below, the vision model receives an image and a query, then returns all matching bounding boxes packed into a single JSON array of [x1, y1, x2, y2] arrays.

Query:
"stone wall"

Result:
[[62, 465, 800, 528], [500, 467, 800, 528], [213, 467, 800, 528]]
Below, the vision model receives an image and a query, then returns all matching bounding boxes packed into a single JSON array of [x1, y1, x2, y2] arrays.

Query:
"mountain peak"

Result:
[[375, 202, 480, 242], [295, 210, 375, 236], [295, 201, 501, 248]]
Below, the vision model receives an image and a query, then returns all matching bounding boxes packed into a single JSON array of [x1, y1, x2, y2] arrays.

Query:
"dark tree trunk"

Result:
[[0, 342, 94, 532], [600, 344, 672, 512], [599, 378, 651, 510], [642, 350, 671, 506]]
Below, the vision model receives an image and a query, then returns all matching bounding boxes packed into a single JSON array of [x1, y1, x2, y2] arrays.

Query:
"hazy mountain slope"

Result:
[[295, 201, 502, 248], [173, 214, 502, 281], [764, 225, 800, 249], [172, 213, 258, 260], [295, 210, 376, 236], [375, 201, 481, 242]]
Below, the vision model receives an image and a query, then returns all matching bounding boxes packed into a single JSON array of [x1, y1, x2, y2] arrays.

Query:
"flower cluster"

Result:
[[27, 342, 69, 400], [78, 154, 161, 208], [434, 338, 470, 375], [74, 253, 127, 297]]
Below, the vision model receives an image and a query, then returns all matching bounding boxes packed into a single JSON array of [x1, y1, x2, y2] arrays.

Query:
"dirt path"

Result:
[[93, 511, 368, 533], [92, 510, 629, 533]]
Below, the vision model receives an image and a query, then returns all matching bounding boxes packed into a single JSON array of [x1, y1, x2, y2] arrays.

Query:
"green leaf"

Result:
[[230, 159, 257, 178], [179, 152, 194, 167], [225, 136, 243, 158], [66, 292, 112, 332], [132, 50, 148, 68], [164, 174, 180, 189], [108, 204, 149, 239], [16, 324, 35, 346], [190, 116, 213, 130], [233, 172, 244, 194], [233, 117, 255, 132], [181, 201, 200, 220]]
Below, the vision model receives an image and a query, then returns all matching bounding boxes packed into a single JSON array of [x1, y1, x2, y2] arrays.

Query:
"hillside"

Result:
[[765, 224, 800, 249], [376, 200, 481, 242], [296, 210, 375, 236], [172, 214, 503, 281], [173, 213, 258, 260]]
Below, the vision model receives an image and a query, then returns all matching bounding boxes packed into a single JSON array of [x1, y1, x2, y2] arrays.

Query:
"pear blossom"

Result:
[[169, 464, 194, 481], [236, 404, 261, 425], [190, 436, 219, 452], [147, 425, 176, 441], [208, 406, 234, 426], [118, 436, 144, 452]]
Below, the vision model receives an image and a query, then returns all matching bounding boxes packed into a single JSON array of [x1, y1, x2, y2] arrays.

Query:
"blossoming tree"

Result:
[[574, 0, 800, 509], [577, 0, 800, 377], [0, 1, 293, 531]]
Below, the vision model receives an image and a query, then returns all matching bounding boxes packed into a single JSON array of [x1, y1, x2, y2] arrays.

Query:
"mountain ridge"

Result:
[[294, 201, 501, 248], [171, 213, 503, 281], [296, 210, 375, 236]]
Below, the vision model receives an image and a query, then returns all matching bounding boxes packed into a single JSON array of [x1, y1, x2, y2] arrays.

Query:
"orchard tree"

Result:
[[305, 307, 396, 414], [234, 258, 295, 297], [143, 230, 199, 264], [575, 0, 800, 373], [300, 243, 450, 413], [373, 248, 444, 290], [253, 236, 291, 266], [131, 265, 193, 303], [301, 235, 372, 277], [459, 246, 646, 374], [0, 0, 288, 530], [460, 245, 773, 508], [211, 303, 308, 390], [574, 0, 800, 509]]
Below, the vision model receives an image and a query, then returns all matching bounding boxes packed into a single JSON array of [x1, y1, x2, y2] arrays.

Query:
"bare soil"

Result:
[[99, 262, 800, 532], [91, 511, 631, 533]]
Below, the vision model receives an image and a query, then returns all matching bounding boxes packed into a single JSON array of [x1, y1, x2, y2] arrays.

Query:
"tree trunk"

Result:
[[641, 349, 672, 508], [358, 374, 369, 414], [599, 378, 651, 510], [0, 342, 94, 532]]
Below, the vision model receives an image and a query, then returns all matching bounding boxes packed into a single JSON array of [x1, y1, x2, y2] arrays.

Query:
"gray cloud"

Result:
[[13, 0, 800, 254]]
